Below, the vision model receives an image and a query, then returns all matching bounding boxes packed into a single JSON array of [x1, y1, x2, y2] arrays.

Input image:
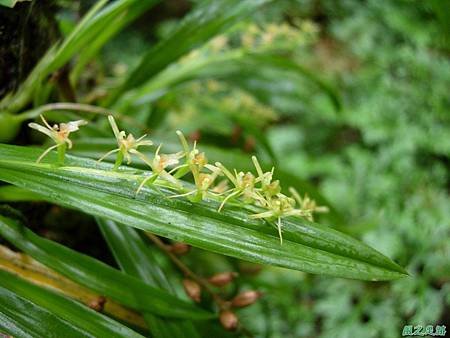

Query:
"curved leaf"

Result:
[[107, 0, 274, 104], [0, 270, 144, 338], [98, 218, 201, 338], [0, 144, 407, 280], [1, 0, 158, 113], [0, 213, 212, 320]]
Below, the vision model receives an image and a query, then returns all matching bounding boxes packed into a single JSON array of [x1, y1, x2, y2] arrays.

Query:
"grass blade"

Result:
[[0, 269, 144, 338], [98, 218, 201, 338], [107, 0, 274, 104], [0, 213, 213, 320]]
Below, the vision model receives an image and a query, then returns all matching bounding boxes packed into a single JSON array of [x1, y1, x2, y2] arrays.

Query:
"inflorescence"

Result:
[[30, 114, 328, 243]]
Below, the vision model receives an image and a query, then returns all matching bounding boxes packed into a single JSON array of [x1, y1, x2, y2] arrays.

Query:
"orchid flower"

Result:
[[250, 194, 306, 244], [28, 114, 87, 164], [215, 162, 259, 212], [98, 115, 153, 170], [136, 144, 184, 195], [289, 187, 329, 221]]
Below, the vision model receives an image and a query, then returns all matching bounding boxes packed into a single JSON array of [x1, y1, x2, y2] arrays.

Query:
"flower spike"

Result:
[[95, 117, 328, 245], [28, 114, 87, 165]]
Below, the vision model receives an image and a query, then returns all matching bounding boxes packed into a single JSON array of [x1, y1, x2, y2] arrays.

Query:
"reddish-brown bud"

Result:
[[208, 272, 238, 287], [182, 279, 201, 302], [169, 242, 191, 255], [88, 296, 106, 312], [244, 136, 256, 152], [231, 290, 262, 308], [219, 310, 239, 331], [189, 130, 201, 142]]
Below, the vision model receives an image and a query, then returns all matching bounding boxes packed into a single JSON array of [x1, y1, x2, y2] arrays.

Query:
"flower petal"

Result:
[[65, 120, 88, 132], [28, 123, 54, 139]]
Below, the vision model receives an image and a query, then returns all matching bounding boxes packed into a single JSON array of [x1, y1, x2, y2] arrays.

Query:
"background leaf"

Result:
[[0, 213, 212, 320], [106, 0, 274, 104], [0, 269, 144, 338], [98, 217, 201, 338]]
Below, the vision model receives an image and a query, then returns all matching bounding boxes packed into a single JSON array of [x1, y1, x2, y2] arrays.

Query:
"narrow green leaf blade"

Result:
[[0, 287, 88, 338], [0, 269, 144, 338], [0, 0, 30, 8], [0, 213, 212, 320], [0, 144, 407, 280], [98, 218, 201, 338], [107, 0, 273, 103]]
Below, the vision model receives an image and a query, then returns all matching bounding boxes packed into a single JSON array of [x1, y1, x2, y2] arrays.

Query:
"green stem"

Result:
[[14, 102, 144, 130], [113, 151, 124, 171], [189, 189, 204, 203], [57, 144, 67, 166]]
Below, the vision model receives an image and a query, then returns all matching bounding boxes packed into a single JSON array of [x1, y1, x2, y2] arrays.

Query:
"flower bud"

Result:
[[219, 310, 239, 331], [182, 279, 201, 302], [208, 272, 238, 287], [231, 290, 262, 308], [88, 296, 106, 312], [169, 242, 191, 255]]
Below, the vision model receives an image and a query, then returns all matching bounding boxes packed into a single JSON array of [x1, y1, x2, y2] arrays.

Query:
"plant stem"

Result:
[[144, 232, 228, 309], [57, 144, 67, 166], [16, 102, 147, 131], [113, 151, 124, 171]]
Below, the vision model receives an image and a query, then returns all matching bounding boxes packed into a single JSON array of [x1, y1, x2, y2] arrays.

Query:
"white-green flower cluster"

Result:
[[29, 114, 328, 243], [101, 116, 329, 243]]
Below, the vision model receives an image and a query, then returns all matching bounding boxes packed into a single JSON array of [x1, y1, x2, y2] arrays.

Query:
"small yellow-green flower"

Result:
[[28, 114, 87, 164], [98, 115, 153, 170], [215, 162, 258, 211], [136, 144, 184, 195]]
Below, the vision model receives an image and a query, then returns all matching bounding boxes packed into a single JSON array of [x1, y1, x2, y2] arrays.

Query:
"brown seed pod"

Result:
[[231, 290, 262, 308], [182, 278, 201, 302], [169, 242, 191, 255], [88, 296, 107, 312], [219, 310, 239, 331], [208, 272, 238, 287]]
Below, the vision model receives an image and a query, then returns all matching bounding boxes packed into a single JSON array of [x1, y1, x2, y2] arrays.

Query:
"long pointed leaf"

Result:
[[0, 213, 212, 320], [0, 270, 144, 338], [98, 218, 201, 338], [107, 0, 273, 104], [0, 144, 407, 280]]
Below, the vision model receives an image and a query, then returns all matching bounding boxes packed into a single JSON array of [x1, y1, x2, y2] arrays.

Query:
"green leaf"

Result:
[[120, 51, 340, 113], [0, 269, 144, 338], [70, 0, 161, 83], [106, 0, 274, 104], [238, 54, 342, 112], [0, 144, 407, 280], [98, 218, 201, 338], [0, 213, 212, 320], [1, 0, 158, 113], [0, 0, 30, 8], [0, 185, 43, 202]]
